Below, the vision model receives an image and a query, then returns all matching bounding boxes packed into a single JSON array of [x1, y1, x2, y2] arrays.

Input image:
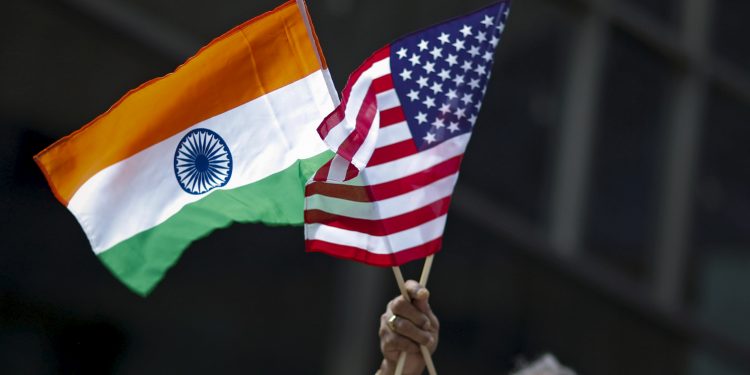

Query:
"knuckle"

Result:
[[395, 319, 407, 331], [379, 325, 388, 337], [419, 333, 431, 346], [391, 300, 406, 314]]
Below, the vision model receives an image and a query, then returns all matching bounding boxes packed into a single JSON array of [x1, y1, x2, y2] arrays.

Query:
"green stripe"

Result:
[[98, 151, 332, 296]]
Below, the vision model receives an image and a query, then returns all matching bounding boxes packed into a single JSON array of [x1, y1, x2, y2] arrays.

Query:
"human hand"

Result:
[[377, 280, 439, 375]]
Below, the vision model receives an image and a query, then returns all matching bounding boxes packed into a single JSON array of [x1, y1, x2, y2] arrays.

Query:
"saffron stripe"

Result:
[[34, 0, 323, 205]]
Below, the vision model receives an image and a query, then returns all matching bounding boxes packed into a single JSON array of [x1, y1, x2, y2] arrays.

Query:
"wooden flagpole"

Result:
[[392, 255, 437, 375]]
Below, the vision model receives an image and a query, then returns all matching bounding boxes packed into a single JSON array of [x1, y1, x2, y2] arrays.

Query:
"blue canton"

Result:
[[390, 1, 510, 150]]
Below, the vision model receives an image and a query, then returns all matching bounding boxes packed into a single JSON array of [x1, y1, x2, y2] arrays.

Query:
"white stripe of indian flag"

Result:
[[91, 70, 334, 296], [92, 72, 334, 294], [70, 70, 334, 255]]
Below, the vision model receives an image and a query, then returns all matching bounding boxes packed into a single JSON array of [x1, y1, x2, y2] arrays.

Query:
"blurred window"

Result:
[[624, 0, 679, 27], [712, 0, 750, 72], [689, 87, 750, 346], [583, 29, 671, 279]]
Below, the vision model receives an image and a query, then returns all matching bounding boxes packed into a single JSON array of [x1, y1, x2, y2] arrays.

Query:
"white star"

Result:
[[437, 69, 451, 81], [452, 74, 465, 86], [407, 89, 420, 101], [399, 68, 412, 80], [482, 51, 494, 62], [468, 78, 480, 89], [423, 61, 436, 74], [504, 7, 510, 17], [438, 32, 451, 44], [475, 31, 487, 43], [473, 65, 486, 76], [423, 96, 436, 108], [447, 121, 460, 133], [415, 112, 428, 124], [461, 60, 473, 72], [496, 23, 505, 33], [416, 76, 429, 88], [459, 24, 473, 37], [429, 47, 442, 60], [452, 38, 465, 51], [418, 39, 429, 51], [455, 107, 466, 119], [469, 114, 477, 124], [481, 15, 494, 28], [490, 35, 500, 47], [468, 45, 480, 57], [396, 47, 408, 59], [429, 82, 443, 94], [438, 103, 451, 115], [474, 101, 482, 110], [423, 132, 437, 144], [445, 54, 458, 66], [409, 53, 421, 66], [446, 89, 458, 100], [461, 93, 473, 105], [431, 117, 445, 129]]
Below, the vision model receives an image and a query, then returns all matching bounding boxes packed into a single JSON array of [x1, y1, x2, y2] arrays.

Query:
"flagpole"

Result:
[[392, 255, 437, 375]]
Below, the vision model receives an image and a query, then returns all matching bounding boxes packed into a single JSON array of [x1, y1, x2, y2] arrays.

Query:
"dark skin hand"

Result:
[[377, 280, 439, 375]]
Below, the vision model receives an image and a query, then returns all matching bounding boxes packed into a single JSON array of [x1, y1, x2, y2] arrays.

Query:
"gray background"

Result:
[[2, 0, 749, 374]]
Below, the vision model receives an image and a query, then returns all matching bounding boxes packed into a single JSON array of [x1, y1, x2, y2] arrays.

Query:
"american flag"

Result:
[[305, 1, 511, 266]]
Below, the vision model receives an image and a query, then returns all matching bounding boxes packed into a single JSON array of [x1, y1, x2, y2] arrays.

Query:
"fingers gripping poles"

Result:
[[392, 255, 437, 375]]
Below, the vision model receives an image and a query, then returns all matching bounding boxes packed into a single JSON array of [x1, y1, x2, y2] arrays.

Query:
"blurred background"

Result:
[[1, 0, 749, 373]]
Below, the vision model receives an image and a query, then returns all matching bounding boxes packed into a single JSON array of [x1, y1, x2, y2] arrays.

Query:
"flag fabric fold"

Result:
[[305, 1, 512, 266], [35, 0, 336, 295]]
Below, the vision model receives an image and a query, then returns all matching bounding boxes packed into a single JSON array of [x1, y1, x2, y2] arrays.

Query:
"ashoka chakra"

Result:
[[173, 128, 233, 195]]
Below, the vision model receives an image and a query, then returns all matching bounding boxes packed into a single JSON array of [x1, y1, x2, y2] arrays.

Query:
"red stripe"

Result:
[[335, 74, 397, 163], [313, 159, 332, 182], [305, 197, 451, 236], [371, 75, 395, 93], [380, 107, 405, 127], [367, 139, 418, 167], [334, 84, 378, 162], [345, 162, 359, 180], [305, 237, 442, 267], [318, 46, 390, 140], [305, 154, 463, 202], [317, 107, 345, 140]]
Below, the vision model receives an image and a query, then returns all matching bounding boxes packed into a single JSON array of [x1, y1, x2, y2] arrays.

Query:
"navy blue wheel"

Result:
[[174, 128, 233, 195]]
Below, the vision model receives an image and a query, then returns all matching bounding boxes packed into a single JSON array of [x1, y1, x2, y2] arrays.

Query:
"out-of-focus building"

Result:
[[1, 0, 748, 374]]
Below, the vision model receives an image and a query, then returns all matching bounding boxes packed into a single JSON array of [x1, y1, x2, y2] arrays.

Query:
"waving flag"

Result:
[[34, 0, 336, 295], [305, 1, 511, 265]]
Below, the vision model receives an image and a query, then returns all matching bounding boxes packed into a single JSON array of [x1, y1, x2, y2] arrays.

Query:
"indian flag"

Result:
[[34, 0, 337, 296]]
